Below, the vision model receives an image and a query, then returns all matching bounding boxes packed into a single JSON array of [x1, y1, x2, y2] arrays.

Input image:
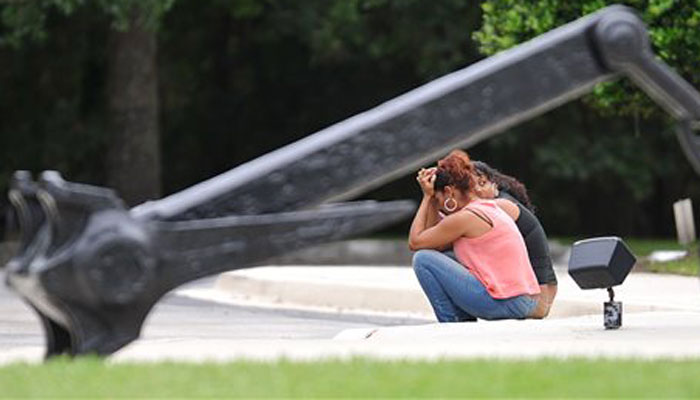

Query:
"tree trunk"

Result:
[[106, 8, 161, 206]]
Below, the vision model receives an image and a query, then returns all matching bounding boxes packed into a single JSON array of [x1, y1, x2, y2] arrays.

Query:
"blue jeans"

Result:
[[412, 250, 536, 322]]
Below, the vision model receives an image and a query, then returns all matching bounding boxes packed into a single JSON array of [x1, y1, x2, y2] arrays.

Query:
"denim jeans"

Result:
[[412, 249, 536, 322]]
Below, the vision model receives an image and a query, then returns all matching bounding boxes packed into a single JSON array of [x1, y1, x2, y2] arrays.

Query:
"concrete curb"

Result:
[[214, 266, 434, 318], [257, 239, 572, 266], [213, 266, 700, 320]]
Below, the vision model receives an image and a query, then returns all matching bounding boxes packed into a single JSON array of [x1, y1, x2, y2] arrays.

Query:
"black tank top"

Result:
[[499, 191, 557, 285]]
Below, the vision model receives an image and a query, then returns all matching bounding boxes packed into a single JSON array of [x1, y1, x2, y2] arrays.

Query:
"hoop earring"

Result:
[[444, 197, 457, 212]]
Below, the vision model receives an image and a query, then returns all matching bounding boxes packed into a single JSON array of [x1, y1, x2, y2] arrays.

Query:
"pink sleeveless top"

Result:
[[453, 199, 540, 299]]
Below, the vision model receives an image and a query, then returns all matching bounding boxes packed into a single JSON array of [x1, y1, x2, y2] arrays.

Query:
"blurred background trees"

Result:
[[472, 0, 700, 236], [1, 0, 175, 204], [0, 0, 698, 237]]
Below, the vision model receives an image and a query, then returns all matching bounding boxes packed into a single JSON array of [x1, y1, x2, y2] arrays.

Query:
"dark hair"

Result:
[[434, 150, 475, 193], [472, 161, 536, 213]]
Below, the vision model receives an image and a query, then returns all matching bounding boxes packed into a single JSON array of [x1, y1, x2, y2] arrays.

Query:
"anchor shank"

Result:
[[132, 8, 616, 221]]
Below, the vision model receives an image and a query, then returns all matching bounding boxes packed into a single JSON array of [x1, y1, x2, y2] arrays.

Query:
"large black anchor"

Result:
[[5, 5, 700, 358], [7, 170, 415, 356]]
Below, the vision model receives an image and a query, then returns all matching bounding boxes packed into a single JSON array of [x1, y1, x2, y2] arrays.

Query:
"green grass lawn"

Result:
[[644, 249, 698, 276], [2, 358, 700, 398], [552, 237, 686, 256], [553, 237, 698, 276]]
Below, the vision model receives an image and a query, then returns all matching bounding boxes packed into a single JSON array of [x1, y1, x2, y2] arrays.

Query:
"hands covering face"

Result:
[[416, 167, 437, 197]]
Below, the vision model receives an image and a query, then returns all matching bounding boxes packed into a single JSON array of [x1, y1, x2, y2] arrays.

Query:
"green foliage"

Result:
[[473, 0, 700, 119], [226, 0, 480, 78], [96, 0, 176, 31], [0, 0, 175, 47], [470, 0, 700, 237]]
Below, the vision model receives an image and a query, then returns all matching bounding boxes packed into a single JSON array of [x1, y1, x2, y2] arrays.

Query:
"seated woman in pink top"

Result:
[[408, 149, 541, 322]]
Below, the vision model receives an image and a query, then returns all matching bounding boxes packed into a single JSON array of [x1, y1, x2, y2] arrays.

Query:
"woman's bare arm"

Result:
[[530, 283, 558, 319], [424, 197, 441, 229], [408, 205, 469, 250]]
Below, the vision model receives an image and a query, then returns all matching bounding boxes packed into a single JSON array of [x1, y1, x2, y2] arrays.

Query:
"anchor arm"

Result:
[[591, 10, 700, 175], [153, 200, 415, 289]]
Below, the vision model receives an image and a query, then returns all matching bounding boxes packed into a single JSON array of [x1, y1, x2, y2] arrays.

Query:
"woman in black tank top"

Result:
[[472, 161, 557, 318]]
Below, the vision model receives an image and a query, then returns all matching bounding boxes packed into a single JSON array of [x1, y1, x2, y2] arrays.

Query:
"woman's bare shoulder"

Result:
[[494, 198, 520, 220], [440, 209, 472, 225], [443, 207, 489, 227]]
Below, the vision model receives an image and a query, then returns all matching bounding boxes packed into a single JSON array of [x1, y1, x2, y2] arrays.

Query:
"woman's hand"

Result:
[[416, 167, 436, 198]]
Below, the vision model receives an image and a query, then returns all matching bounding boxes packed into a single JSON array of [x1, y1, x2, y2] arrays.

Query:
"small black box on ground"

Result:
[[568, 236, 636, 289]]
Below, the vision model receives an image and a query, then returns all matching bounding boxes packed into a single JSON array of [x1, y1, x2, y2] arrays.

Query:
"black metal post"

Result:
[[604, 287, 622, 330]]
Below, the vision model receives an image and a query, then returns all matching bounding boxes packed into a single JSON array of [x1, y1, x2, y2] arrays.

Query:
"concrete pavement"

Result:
[[0, 275, 421, 365], [190, 265, 700, 320], [7, 311, 700, 363], [156, 263, 700, 361], [3, 259, 700, 363], [110, 311, 700, 361]]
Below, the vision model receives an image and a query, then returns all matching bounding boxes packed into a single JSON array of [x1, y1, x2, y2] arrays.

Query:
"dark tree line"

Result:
[[0, 0, 698, 238]]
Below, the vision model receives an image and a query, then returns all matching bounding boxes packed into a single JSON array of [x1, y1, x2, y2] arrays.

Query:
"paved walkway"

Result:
[[110, 311, 700, 361], [4, 264, 700, 362], [155, 264, 700, 361], [183, 265, 700, 320]]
